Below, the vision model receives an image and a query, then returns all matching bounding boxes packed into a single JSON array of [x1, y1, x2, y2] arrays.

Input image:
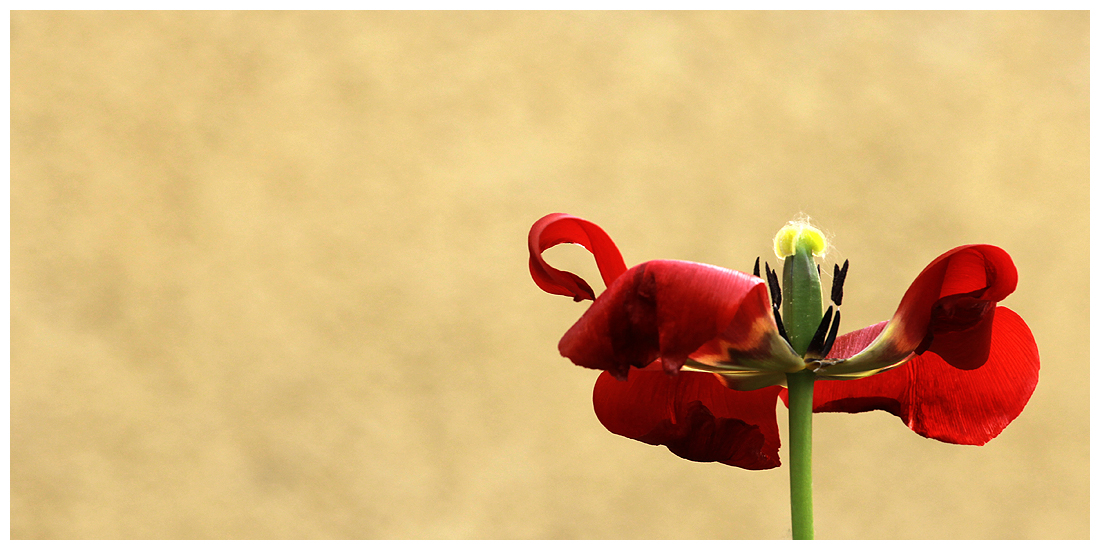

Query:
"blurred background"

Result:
[[10, 11, 1088, 539]]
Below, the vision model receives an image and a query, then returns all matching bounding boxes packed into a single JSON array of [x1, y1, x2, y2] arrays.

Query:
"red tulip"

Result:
[[529, 213, 1039, 470]]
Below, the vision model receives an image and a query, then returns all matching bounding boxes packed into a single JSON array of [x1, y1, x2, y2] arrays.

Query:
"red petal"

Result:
[[528, 213, 628, 302], [559, 259, 797, 380], [593, 369, 782, 469], [810, 307, 1039, 445], [828, 321, 890, 361], [824, 245, 1019, 375]]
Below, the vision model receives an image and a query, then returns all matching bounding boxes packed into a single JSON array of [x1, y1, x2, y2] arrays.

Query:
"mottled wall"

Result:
[[11, 11, 1088, 539]]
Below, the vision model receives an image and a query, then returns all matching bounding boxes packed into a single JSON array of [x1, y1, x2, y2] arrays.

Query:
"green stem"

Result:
[[787, 370, 815, 540], [778, 227, 824, 539]]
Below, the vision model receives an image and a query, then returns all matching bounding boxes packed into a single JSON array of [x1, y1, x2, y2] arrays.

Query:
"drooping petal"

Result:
[[593, 368, 783, 469], [808, 307, 1039, 445], [820, 244, 1018, 376], [528, 213, 628, 302], [559, 259, 802, 380]]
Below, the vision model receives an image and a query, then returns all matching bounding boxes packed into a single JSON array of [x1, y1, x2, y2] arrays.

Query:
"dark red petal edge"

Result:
[[559, 259, 789, 380], [808, 307, 1039, 445], [528, 213, 628, 302], [593, 369, 782, 469]]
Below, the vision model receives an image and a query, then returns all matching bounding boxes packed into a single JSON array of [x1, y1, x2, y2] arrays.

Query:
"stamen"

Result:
[[804, 306, 834, 358], [773, 304, 789, 343], [821, 310, 841, 358], [765, 262, 782, 309], [753, 257, 761, 278], [831, 259, 849, 306]]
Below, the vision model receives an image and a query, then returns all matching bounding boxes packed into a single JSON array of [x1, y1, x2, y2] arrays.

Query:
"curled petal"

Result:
[[528, 213, 628, 302], [559, 259, 801, 380], [826, 245, 1018, 375], [809, 307, 1039, 445], [593, 369, 782, 469]]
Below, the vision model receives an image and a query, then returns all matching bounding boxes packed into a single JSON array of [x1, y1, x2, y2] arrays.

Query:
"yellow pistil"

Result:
[[774, 221, 827, 259]]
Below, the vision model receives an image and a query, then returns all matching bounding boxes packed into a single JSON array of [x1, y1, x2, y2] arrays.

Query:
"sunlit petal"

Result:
[[819, 245, 1017, 376], [559, 259, 801, 380]]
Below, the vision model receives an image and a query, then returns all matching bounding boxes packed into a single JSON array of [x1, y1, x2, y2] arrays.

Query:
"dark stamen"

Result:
[[773, 305, 789, 343], [831, 260, 849, 306], [804, 306, 834, 358], [765, 262, 782, 309], [821, 310, 841, 358], [753, 257, 761, 278]]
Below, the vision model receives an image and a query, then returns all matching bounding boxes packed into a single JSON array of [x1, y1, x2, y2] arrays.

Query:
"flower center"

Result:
[[759, 221, 848, 360]]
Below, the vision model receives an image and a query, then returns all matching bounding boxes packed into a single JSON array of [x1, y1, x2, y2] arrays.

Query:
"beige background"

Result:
[[11, 11, 1088, 539]]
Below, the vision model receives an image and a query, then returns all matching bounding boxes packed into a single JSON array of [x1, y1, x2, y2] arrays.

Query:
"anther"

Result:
[[831, 259, 849, 306], [804, 306, 834, 358], [773, 304, 789, 343], [764, 262, 782, 309], [753, 257, 761, 278]]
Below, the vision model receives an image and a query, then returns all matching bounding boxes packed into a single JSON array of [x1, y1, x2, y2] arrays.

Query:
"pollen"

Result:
[[773, 220, 827, 258]]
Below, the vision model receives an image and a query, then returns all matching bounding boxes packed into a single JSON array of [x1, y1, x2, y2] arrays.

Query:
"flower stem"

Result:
[[776, 222, 823, 539], [787, 369, 815, 540]]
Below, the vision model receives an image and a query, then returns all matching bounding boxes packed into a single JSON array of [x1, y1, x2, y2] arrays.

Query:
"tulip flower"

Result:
[[529, 213, 1039, 539]]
